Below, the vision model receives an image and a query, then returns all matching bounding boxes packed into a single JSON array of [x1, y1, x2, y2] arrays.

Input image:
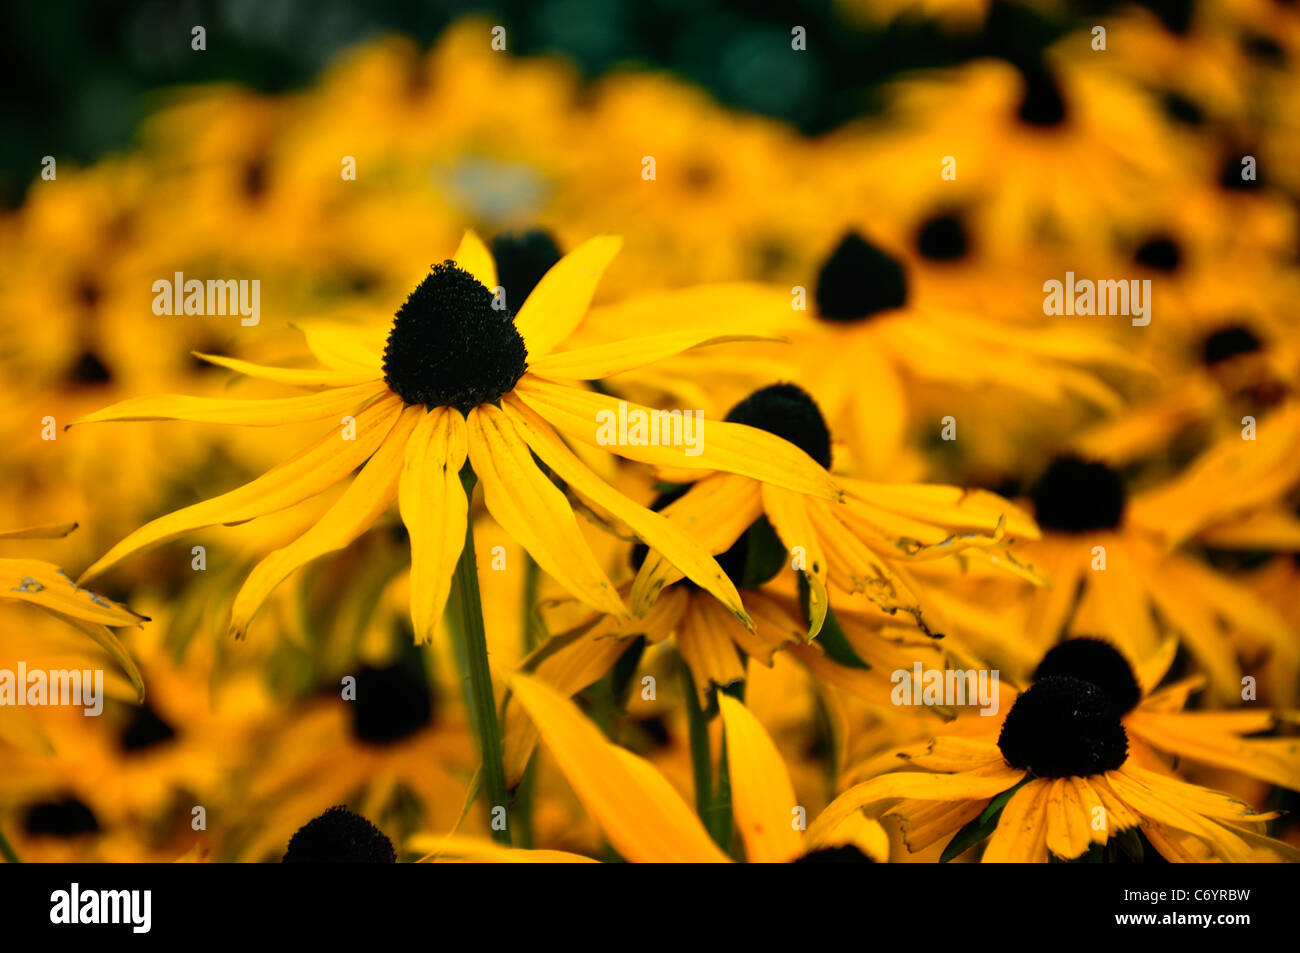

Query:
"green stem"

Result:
[[0, 825, 20, 864], [682, 667, 735, 850], [522, 553, 546, 653], [449, 468, 511, 846]]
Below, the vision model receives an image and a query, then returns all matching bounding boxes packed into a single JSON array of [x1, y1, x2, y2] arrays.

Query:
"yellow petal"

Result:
[[503, 626, 636, 784], [807, 763, 1027, 844], [630, 474, 763, 612], [399, 408, 470, 644], [193, 352, 382, 387], [408, 834, 598, 863], [676, 599, 746, 706], [761, 484, 828, 637], [529, 330, 779, 381], [515, 375, 840, 499], [452, 229, 498, 291], [513, 235, 621, 357], [69, 381, 389, 427], [2, 559, 146, 627], [229, 405, 423, 638], [508, 673, 729, 862], [466, 405, 626, 618], [502, 395, 750, 627], [79, 394, 404, 581], [718, 694, 804, 863], [1043, 777, 1091, 860], [982, 779, 1051, 863], [294, 320, 387, 372]]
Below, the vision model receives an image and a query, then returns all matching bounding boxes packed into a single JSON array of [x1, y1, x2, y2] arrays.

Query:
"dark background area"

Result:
[[2, 0, 1157, 207]]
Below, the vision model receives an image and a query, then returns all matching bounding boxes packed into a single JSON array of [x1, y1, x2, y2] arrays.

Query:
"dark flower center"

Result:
[[1032, 638, 1141, 715], [915, 213, 970, 262], [1015, 61, 1068, 128], [23, 797, 100, 838], [998, 676, 1129, 777], [815, 232, 908, 322], [724, 383, 833, 469], [67, 349, 113, 386], [350, 663, 434, 746], [490, 229, 562, 311], [382, 261, 528, 412], [1030, 455, 1126, 533], [1202, 324, 1263, 365], [1132, 235, 1182, 273], [793, 844, 875, 863], [119, 703, 178, 753], [282, 806, 396, 863]]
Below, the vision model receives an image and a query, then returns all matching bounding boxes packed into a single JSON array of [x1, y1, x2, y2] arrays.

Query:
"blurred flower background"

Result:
[[1, 0, 1298, 863]]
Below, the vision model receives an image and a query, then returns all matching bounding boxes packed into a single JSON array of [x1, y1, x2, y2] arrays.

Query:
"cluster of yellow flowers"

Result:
[[1, 9, 1298, 863]]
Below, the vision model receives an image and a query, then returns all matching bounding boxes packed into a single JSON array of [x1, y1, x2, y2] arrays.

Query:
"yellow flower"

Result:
[[72, 232, 838, 642], [818, 669, 1297, 863]]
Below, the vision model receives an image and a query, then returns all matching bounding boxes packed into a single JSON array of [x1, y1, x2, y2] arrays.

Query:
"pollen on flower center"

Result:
[[282, 805, 396, 863], [1032, 638, 1142, 715], [815, 232, 909, 322], [382, 261, 528, 412], [1030, 455, 1127, 533], [998, 676, 1129, 777]]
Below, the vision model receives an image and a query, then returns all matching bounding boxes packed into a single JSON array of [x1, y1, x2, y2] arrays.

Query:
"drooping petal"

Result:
[[508, 673, 729, 862], [2, 559, 146, 627], [228, 405, 423, 638], [761, 484, 828, 637], [718, 693, 804, 863], [515, 375, 840, 499], [501, 395, 750, 627], [69, 381, 389, 428], [677, 598, 746, 706], [399, 408, 470, 644], [466, 405, 626, 618], [79, 394, 404, 581], [512, 235, 622, 357]]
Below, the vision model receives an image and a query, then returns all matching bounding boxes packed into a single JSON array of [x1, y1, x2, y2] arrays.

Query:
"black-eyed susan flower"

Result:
[[812, 671, 1297, 863], [234, 660, 478, 861], [72, 231, 836, 641], [1003, 454, 1296, 700]]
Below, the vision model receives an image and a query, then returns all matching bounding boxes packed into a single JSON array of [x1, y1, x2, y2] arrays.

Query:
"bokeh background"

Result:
[[2, 0, 1298, 862]]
